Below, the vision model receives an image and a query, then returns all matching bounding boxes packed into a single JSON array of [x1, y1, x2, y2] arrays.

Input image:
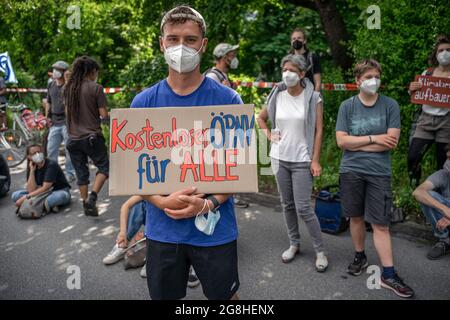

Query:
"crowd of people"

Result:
[[1, 4, 449, 300]]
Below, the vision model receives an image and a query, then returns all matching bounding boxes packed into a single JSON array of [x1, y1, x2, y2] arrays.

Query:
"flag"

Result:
[[0, 52, 18, 84]]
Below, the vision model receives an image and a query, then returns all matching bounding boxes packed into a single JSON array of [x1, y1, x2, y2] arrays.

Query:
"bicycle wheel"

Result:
[[1, 129, 28, 167]]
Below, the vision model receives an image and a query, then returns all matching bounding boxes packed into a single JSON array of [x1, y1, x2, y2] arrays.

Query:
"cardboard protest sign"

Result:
[[410, 75, 450, 108], [109, 104, 259, 196]]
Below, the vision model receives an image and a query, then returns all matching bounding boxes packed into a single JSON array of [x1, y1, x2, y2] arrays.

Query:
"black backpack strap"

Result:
[[204, 68, 227, 83]]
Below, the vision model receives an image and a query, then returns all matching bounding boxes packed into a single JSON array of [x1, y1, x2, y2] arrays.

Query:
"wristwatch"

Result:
[[26, 195, 31, 200], [206, 195, 221, 211]]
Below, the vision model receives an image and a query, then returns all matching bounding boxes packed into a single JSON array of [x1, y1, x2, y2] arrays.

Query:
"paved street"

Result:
[[1, 159, 449, 300]]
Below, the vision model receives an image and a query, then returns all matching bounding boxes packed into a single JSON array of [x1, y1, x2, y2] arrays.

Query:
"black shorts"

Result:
[[146, 239, 240, 300], [67, 134, 109, 186], [340, 172, 393, 226]]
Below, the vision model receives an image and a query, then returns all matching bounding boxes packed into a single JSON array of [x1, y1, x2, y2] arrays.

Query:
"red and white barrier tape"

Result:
[[6, 82, 361, 94]]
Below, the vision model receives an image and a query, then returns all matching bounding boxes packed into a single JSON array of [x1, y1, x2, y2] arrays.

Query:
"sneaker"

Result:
[[315, 252, 328, 272], [44, 199, 59, 214], [234, 198, 249, 208], [281, 245, 299, 263], [427, 241, 450, 260], [346, 256, 368, 276], [381, 273, 415, 298], [83, 198, 98, 217], [187, 267, 200, 288], [102, 244, 127, 265], [140, 264, 147, 278]]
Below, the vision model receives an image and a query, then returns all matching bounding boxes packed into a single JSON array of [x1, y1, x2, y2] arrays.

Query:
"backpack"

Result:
[[314, 186, 349, 234], [204, 67, 227, 83], [123, 231, 146, 270], [16, 188, 53, 219]]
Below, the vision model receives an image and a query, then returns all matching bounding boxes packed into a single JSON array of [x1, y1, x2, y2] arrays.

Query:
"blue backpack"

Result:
[[314, 186, 349, 234]]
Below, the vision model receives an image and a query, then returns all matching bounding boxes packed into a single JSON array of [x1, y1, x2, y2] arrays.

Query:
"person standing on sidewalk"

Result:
[[45, 60, 76, 182], [131, 5, 241, 300], [413, 144, 450, 260], [336, 59, 414, 298], [290, 28, 321, 92], [407, 35, 450, 187], [257, 54, 328, 272], [64, 56, 109, 217]]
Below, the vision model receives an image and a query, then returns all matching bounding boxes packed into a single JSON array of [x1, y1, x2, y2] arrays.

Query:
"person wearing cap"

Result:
[[205, 43, 239, 88], [46, 61, 76, 182], [131, 5, 242, 300], [257, 54, 328, 272]]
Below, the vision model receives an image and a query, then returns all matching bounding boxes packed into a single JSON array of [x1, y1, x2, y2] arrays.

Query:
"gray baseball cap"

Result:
[[213, 43, 239, 59], [52, 61, 69, 70]]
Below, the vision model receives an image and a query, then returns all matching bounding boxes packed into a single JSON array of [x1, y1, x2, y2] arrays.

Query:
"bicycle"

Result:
[[0, 103, 48, 167]]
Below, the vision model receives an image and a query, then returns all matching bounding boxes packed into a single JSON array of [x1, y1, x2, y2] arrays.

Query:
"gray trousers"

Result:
[[272, 158, 325, 253]]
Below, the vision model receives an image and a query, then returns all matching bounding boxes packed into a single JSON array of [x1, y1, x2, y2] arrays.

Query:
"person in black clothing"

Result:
[[0, 153, 10, 197], [11, 144, 71, 212], [290, 28, 322, 92]]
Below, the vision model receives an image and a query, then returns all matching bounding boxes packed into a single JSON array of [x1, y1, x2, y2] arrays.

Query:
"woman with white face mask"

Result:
[[11, 144, 71, 213], [257, 54, 328, 272], [408, 34, 450, 187], [336, 59, 414, 298]]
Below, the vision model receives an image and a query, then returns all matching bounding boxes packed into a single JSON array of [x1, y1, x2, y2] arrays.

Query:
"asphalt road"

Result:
[[1, 159, 449, 300]]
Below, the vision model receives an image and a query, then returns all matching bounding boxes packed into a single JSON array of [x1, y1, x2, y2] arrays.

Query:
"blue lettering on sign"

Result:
[[209, 112, 255, 149]]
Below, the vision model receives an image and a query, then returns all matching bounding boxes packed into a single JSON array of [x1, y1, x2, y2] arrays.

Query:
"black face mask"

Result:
[[292, 40, 303, 50]]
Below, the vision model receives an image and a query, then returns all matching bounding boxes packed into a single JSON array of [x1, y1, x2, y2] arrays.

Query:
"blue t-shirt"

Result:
[[130, 77, 243, 246]]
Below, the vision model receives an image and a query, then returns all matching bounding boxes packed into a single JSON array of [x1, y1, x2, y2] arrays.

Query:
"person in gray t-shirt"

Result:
[[45, 60, 76, 182], [336, 59, 414, 298], [413, 144, 450, 260]]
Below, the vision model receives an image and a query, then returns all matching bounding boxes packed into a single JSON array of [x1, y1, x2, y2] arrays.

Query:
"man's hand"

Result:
[[116, 231, 128, 249], [15, 195, 27, 207], [164, 195, 209, 220], [436, 217, 450, 231], [310, 161, 322, 177], [160, 187, 204, 211], [373, 134, 398, 149]]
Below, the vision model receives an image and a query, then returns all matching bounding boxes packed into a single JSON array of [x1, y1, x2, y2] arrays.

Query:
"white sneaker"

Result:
[[102, 244, 127, 265], [281, 245, 299, 263], [315, 252, 328, 272], [140, 264, 147, 278]]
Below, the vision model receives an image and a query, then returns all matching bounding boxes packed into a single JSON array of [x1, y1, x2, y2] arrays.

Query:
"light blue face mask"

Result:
[[195, 210, 221, 236]]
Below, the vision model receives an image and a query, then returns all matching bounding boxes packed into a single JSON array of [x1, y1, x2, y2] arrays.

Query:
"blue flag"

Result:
[[0, 52, 18, 84]]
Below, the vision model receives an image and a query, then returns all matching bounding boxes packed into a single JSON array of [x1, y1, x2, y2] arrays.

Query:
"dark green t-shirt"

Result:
[[335, 94, 401, 177]]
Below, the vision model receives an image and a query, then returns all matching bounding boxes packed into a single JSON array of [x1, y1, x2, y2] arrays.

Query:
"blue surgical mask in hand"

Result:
[[195, 210, 221, 236]]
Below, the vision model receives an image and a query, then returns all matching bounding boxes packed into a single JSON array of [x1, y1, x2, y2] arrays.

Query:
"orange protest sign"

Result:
[[109, 105, 259, 196], [410, 75, 450, 108]]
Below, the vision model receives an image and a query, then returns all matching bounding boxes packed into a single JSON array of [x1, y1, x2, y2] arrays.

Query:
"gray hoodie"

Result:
[[266, 77, 322, 160]]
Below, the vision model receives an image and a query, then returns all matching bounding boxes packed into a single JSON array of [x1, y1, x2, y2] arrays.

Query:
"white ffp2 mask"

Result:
[[360, 78, 381, 95], [163, 43, 203, 73]]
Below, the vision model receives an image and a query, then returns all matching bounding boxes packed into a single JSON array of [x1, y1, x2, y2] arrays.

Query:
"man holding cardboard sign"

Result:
[[127, 5, 248, 300]]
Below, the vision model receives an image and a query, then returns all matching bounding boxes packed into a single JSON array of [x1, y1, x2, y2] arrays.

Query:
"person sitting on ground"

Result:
[[11, 144, 71, 213], [0, 153, 11, 197], [102, 195, 200, 287], [413, 143, 450, 260]]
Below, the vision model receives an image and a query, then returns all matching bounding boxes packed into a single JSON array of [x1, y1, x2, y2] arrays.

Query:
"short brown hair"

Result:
[[428, 34, 450, 66], [353, 59, 382, 79], [160, 5, 206, 37]]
